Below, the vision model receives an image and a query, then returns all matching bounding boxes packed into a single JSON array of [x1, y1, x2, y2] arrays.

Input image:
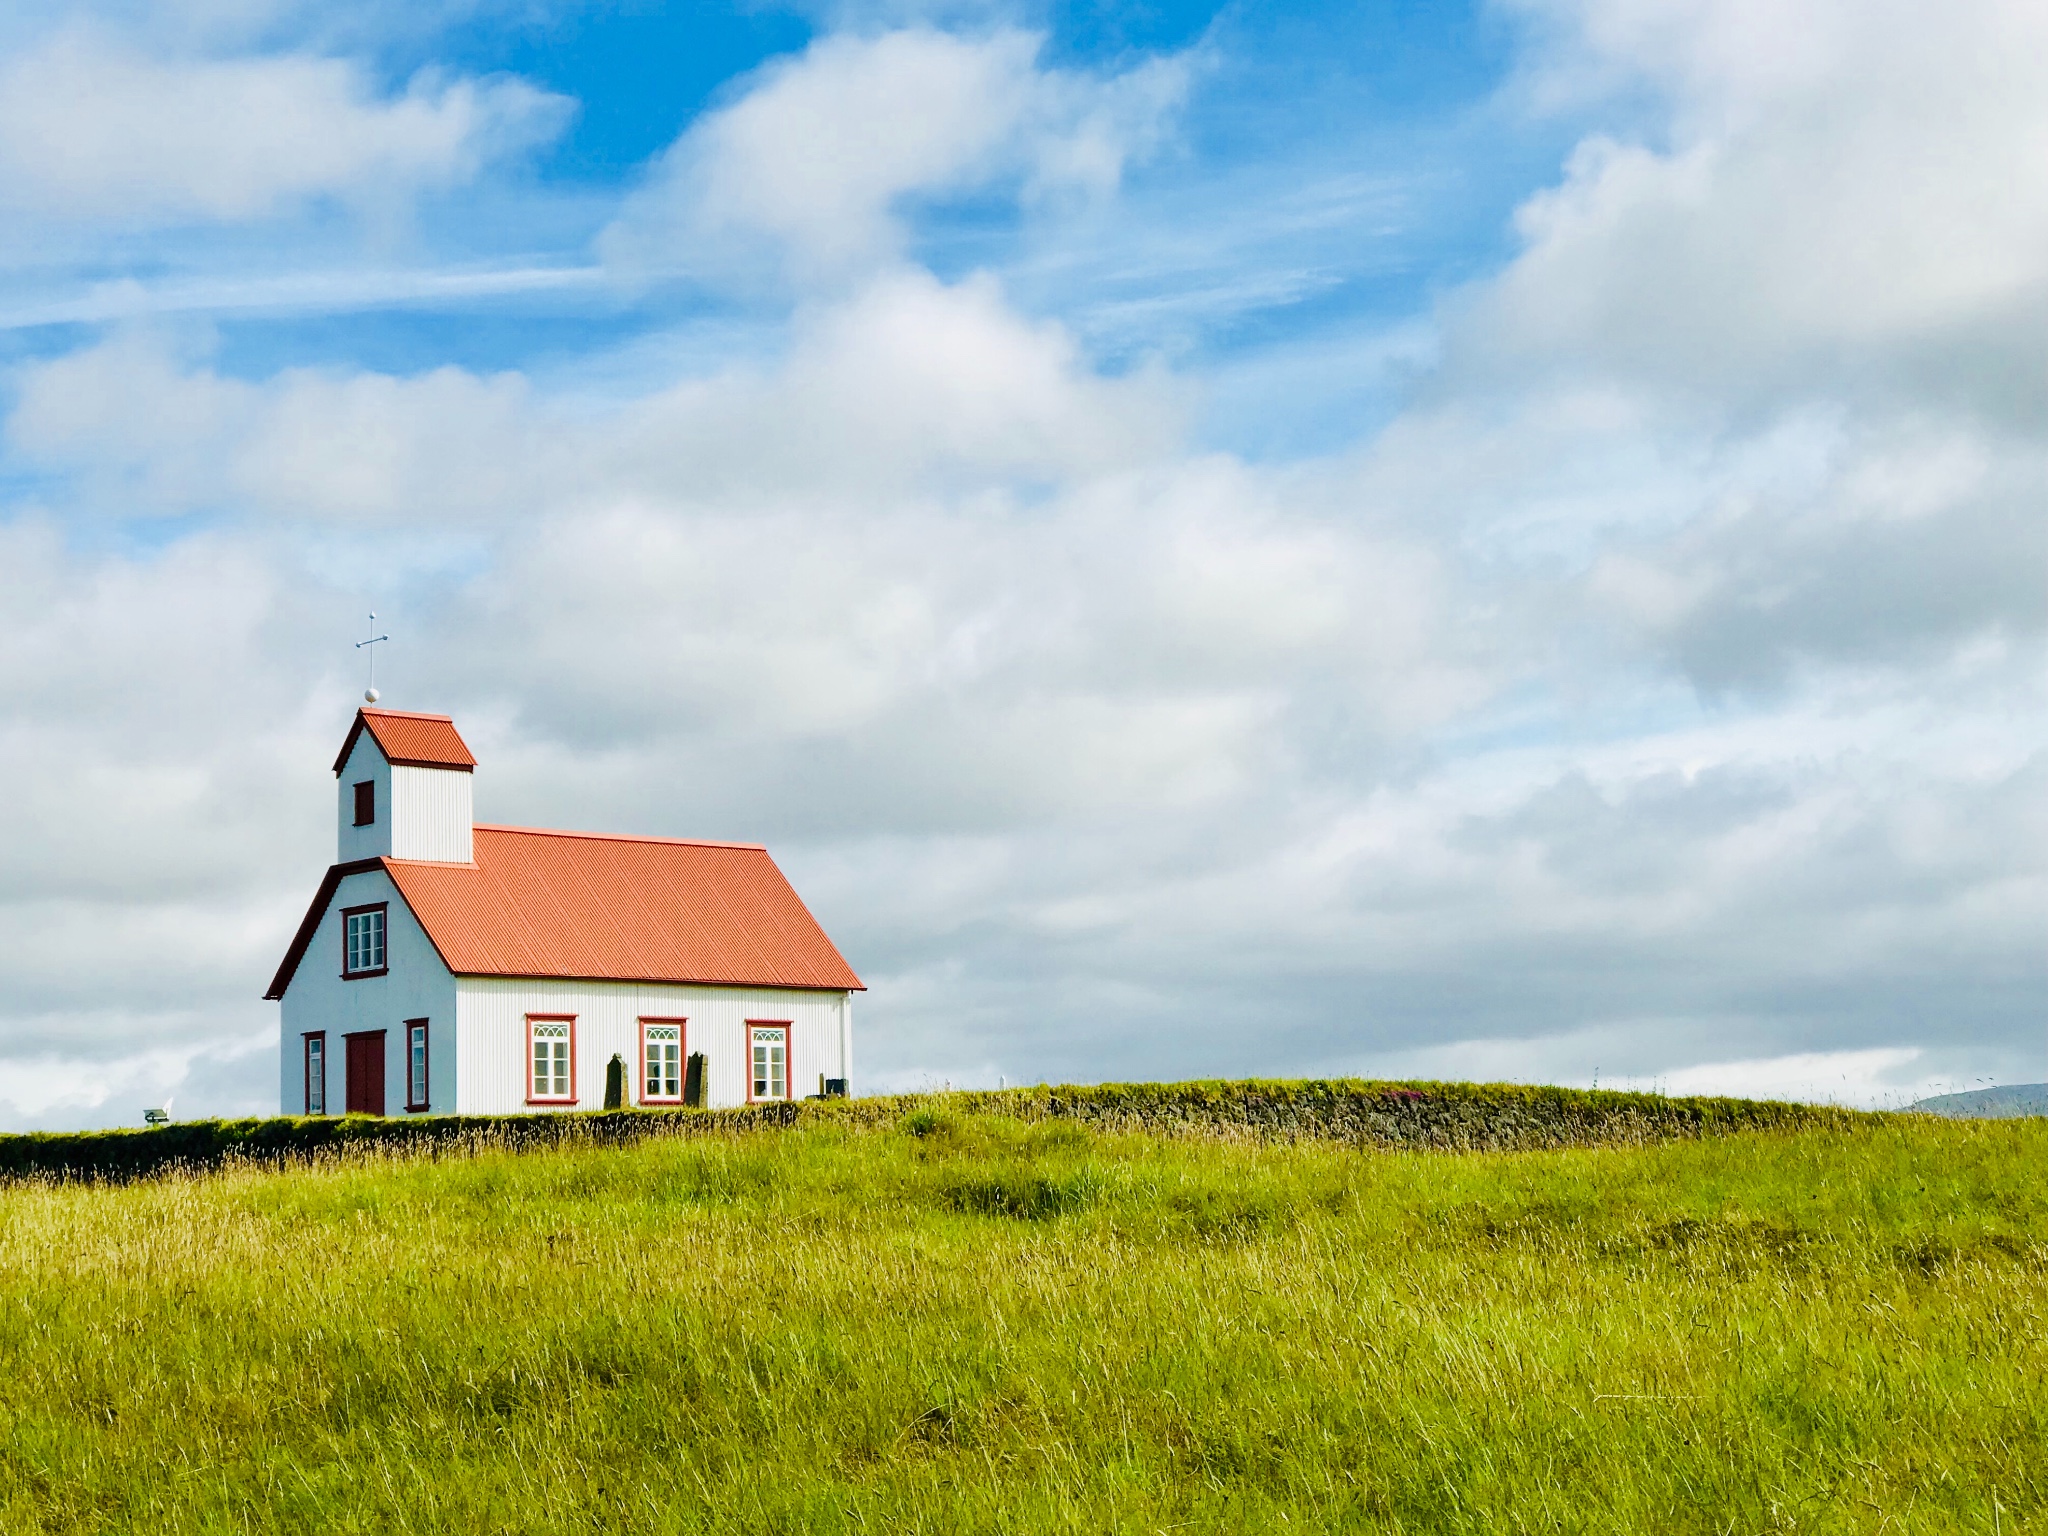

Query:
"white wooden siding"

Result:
[[454, 977, 853, 1113], [839, 993, 853, 1090], [390, 764, 473, 862], [277, 866, 459, 1115], [335, 734, 473, 865]]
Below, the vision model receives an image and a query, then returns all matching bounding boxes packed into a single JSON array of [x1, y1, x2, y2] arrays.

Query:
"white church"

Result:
[[268, 708, 862, 1117]]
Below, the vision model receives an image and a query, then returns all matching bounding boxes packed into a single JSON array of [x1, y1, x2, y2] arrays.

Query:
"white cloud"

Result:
[[1580, 414, 2048, 690], [7, 333, 541, 520], [1480, 0, 2048, 420], [5, 228, 2043, 1118], [1334, 1037, 1945, 1108], [0, 263, 605, 331], [600, 27, 1189, 283], [606, 269, 1186, 499], [0, 1025, 275, 1133], [0, 518, 353, 1130], [1656, 1048, 1927, 1108], [0, 27, 570, 222], [1355, 375, 2045, 693], [8, 271, 1182, 516]]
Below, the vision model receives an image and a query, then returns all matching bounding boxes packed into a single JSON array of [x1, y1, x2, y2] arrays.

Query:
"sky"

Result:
[[0, 0, 2041, 1129]]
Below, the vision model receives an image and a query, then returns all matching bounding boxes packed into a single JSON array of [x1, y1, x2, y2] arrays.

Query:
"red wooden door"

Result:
[[345, 1031, 386, 1116]]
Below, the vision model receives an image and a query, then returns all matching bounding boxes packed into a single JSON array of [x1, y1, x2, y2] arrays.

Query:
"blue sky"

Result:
[[0, 0, 2041, 1126], [5, 1, 1556, 430]]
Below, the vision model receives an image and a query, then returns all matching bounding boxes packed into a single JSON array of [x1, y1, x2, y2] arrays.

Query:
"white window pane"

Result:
[[345, 911, 386, 974], [532, 1022, 570, 1093], [644, 1025, 681, 1099], [751, 1031, 786, 1099], [647, 1042, 673, 1098], [533, 1035, 568, 1098]]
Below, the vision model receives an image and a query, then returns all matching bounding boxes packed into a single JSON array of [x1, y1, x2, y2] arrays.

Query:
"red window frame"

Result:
[[304, 1031, 327, 1116], [340, 902, 389, 979], [404, 1018, 430, 1112], [639, 1017, 687, 1104], [745, 1020, 791, 1103], [352, 780, 376, 826], [525, 1014, 577, 1105]]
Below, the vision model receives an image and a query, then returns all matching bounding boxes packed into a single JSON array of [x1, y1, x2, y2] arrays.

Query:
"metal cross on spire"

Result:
[[356, 613, 389, 704]]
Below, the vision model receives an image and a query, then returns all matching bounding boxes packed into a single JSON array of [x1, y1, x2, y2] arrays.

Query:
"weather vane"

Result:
[[356, 613, 389, 704]]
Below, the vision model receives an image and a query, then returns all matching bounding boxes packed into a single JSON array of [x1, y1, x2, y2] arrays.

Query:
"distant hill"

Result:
[[1912, 1084, 2048, 1119]]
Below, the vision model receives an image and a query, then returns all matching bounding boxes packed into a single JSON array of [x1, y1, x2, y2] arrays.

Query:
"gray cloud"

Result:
[[1582, 416, 2048, 691]]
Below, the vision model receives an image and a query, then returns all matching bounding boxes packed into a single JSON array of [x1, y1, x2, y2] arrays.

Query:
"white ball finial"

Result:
[[364, 687, 381, 703]]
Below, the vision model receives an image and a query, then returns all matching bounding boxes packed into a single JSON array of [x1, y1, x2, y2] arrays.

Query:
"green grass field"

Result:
[[1, 1097, 2042, 1533]]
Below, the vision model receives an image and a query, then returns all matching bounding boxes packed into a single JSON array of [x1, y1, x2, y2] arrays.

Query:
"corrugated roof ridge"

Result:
[[474, 824, 768, 852], [336, 707, 476, 775]]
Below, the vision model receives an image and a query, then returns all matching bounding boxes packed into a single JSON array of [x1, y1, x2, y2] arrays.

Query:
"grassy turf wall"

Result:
[[0, 1078, 1866, 1183], [949, 1078, 1865, 1146]]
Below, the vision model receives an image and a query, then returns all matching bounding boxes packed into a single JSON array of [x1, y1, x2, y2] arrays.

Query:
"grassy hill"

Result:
[[1913, 1083, 2048, 1118], [1, 1084, 2042, 1533]]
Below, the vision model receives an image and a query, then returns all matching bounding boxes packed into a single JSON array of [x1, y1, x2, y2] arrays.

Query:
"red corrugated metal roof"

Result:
[[332, 709, 476, 776], [386, 825, 863, 991], [266, 827, 863, 998]]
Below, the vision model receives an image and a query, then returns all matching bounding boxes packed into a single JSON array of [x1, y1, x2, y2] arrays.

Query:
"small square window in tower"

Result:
[[353, 780, 375, 826]]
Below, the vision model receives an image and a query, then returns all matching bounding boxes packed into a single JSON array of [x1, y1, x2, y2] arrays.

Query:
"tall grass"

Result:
[[0, 1103, 2041, 1532]]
